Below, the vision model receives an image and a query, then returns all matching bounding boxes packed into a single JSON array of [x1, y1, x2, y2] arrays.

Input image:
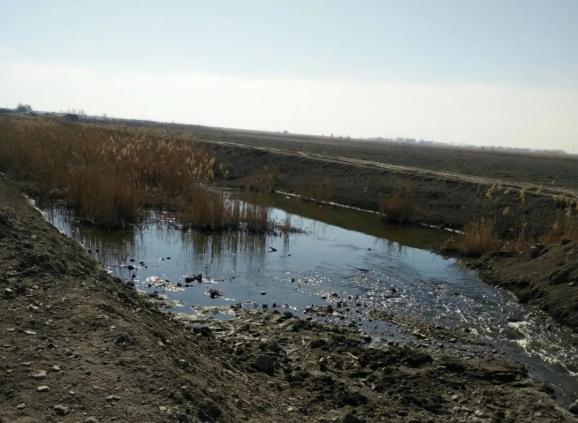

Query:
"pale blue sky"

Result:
[[1, 0, 577, 150]]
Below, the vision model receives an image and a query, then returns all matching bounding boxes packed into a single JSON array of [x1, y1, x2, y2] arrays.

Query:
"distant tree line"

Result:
[[16, 103, 33, 113]]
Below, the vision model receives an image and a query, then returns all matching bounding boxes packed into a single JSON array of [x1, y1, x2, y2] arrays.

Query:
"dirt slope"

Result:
[[472, 243, 578, 330], [201, 140, 575, 238], [201, 139, 578, 198]]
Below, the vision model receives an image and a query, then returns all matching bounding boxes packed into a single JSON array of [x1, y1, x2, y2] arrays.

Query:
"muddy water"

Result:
[[43, 192, 578, 405]]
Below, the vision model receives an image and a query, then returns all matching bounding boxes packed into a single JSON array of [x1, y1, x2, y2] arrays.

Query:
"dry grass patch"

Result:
[[503, 221, 533, 252], [444, 218, 497, 257], [543, 218, 578, 244], [379, 180, 416, 224], [176, 187, 271, 233]]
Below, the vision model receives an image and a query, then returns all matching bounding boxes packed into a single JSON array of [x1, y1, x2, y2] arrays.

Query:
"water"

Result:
[[43, 192, 578, 405]]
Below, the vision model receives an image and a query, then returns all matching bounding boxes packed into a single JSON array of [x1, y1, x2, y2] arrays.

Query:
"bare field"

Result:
[[184, 126, 578, 194]]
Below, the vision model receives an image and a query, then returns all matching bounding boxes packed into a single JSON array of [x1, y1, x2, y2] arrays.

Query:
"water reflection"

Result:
[[237, 191, 448, 252], [46, 207, 139, 264], [180, 226, 268, 257]]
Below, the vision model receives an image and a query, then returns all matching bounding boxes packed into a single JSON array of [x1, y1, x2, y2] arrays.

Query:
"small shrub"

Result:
[[379, 180, 415, 224], [297, 181, 336, 203], [244, 165, 280, 193], [444, 218, 497, 257]]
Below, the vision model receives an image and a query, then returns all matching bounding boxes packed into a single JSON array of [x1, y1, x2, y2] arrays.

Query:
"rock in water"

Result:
[[185, 274, 202, 283], [208, 288, 222, 299]]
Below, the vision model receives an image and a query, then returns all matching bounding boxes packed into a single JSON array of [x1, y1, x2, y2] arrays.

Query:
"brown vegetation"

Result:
[[444, 218, 497, 257], [543, 217, 578, 244], [241, 165, 279, 193], [176, 188, 271, 233], [0, 117, 271, 231], [295, 180, 336, 203], [379, 180, 415, 224], [447, 215, 577, 258]]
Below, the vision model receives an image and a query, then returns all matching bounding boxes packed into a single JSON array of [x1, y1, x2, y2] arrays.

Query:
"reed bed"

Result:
[[176, 188, 271, 233], [0, 117, 271, 231]]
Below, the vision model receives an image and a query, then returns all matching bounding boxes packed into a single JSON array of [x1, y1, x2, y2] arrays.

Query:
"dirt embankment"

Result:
[[1, 178, 577, 421], [470, 242, 578, 330], [202, 141, 574, 238]]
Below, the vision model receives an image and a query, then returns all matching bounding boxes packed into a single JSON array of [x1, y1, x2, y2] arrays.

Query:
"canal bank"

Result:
[[1, 178, 577, 422]]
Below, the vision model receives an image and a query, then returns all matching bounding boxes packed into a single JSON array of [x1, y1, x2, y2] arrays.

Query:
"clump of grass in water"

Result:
[[0, 117, 271, 231], [176, 187, 271, 233]]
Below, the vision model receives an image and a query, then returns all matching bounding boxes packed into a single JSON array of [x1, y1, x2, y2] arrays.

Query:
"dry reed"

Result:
[[176, 188, 271, 233], [442, 218, 497, 257], [0, 116, 271, 231], [543, 218, 578, 244], [379, 180, 416, 224]]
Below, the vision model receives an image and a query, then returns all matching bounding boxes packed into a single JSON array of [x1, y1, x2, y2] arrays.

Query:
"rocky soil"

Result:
[[1, 178, 577, 422]]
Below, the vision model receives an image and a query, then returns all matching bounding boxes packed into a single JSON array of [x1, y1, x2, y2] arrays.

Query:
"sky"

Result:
[[0, 0, 577, 151]]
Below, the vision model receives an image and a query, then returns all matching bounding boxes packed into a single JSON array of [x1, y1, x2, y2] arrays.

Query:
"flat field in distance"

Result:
[[191, 127, 578, 194], [7, 111, 578, 194]]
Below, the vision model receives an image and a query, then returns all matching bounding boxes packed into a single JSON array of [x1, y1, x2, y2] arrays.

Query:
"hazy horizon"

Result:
[[1, 0, 577, 152], [1, 96, 574, 154]]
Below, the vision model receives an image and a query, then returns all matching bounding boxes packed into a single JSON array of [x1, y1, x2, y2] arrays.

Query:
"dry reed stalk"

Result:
[[0, 117, 271, 230], [379, 180, 415, 224]]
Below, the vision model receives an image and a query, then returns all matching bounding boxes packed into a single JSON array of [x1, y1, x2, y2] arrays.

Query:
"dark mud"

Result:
[[1, 179, 578, 421]]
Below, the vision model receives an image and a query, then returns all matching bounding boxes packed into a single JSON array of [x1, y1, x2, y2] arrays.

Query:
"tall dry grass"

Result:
[[543, 218, 578, 244], [0, 117, 271, 231], [379, 180, 416, 224], [176, 188, 271, 233], [443, 218, 497, 257]]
